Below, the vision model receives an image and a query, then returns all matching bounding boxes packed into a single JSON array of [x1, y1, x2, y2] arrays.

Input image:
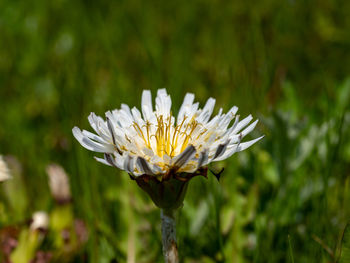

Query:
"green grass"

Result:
[[1, 0, 350, 262]]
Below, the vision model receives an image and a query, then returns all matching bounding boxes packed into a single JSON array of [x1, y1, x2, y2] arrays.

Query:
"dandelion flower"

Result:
[[72, 89, 263, 263], [73, 89, 262, 178]]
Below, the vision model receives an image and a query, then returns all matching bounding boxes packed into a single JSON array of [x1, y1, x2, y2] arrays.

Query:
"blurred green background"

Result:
[[1, 0, 350, 262]]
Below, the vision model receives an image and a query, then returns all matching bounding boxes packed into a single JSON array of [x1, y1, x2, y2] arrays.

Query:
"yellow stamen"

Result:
[[133, 122, 149, 147], [130, 113, 213, 161]]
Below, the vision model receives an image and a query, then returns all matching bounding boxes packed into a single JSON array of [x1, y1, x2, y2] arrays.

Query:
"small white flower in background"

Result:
[[0, 155, 11, 182], [46, 164, 71, 203], [73, 89, 263, 177], [30, 211, 49, 231]]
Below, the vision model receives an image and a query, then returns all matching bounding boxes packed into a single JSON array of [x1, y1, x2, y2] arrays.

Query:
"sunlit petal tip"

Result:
[[94, 156, 112, 166], [236, 135, 264, 152], [240, 119, 259, 137], [88, 112, 97, 121], [72, 126, 83, 141]]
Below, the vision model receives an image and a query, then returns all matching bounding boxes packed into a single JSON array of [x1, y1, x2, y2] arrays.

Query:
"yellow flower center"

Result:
[[132, 113, 205, 159]]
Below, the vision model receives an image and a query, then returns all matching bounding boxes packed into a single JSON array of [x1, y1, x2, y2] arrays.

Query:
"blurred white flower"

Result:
[[0, 155, 11, 182], [46, 164, 71, 203], [73, 89, 263, 177], [30, 211, 49, 231]]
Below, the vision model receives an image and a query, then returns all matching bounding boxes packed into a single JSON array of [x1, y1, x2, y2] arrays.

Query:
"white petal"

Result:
[[103, 153, 118, 167], [155, 89, 171, 116], [177, 93, 195, 123], [123, 155, 135, 173], [231, 115, 253, 134], [213, 140, 230, 160], [131, 107, 143, 121], [162, 154, 172, 165], [142, 147, 154, 157], [197, 98, 215, 123], [240, 119, 259, 138], [136, 157, 154, 175], [197, 150, 209, 168], [150, 163, 164, 174], [219, 106, 239, 129], [214, 136, 264, 161], [111, 109, 129, 128], [109, 152, 124, 168], [141, 90, 153, 120], [121, 104, 133, 119], [223, 115, 240, 136], [150, 154, 164, 165], [81, 130, 106, 144], [94, 156, 112, 166], [172, 145, 196, 168], [236, 136, 264, 152], [106, 117, 117, 144], [72, 127, 112, 153], [88, 113, 111, 142]]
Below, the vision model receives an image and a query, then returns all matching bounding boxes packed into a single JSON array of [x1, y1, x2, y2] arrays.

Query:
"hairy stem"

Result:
[[161, 209, 179, 263]]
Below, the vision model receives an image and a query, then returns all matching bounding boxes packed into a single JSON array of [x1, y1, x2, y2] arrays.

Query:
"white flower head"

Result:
[[0, 155, 11, 182], [46, 164, 71, 203], [30, 211, 49, 231], [73, 89, 263, 177]]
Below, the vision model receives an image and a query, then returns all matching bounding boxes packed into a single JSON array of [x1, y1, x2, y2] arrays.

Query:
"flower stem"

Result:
[[161, 209, 179, 263]]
